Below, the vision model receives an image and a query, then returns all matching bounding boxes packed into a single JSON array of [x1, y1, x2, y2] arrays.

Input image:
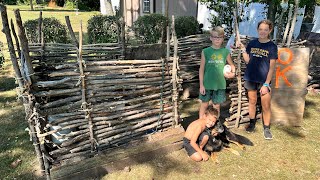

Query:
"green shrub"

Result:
[[24, 17, 69, 44], [87, 15, 119, 44], [78, 0, 99, 11], [175, 16, 199, 38], [133, 14, 168, 44], [3, 0, 17, 5]]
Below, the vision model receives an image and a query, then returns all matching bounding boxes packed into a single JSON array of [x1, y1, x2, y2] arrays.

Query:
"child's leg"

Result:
[[199, 90, 211, 118], [212, 103, 221, 117], [190, 153, 203, 162], [199, 102, 209, 118], [212, 89, 226, 117], [198, 131, 210, 149]]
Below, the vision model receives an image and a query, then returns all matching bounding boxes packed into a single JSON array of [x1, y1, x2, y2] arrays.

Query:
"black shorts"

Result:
[[183, 130, 210, 156], [244, 81, 271, 91]]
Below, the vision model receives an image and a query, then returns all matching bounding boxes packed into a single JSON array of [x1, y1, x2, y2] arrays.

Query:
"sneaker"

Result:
[[245, 123, 255, 133], [263, 128, 273, 140]]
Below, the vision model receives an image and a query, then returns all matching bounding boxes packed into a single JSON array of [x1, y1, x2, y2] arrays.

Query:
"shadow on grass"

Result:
[[275, 125, 306, 138], [0, 76, 16, 92], [303, 98, 316, 119]]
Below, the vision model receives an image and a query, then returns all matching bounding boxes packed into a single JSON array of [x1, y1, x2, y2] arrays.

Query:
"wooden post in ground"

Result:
[[286, 0, 299, 47], [0, 5, 24, 93], [233, 4, 243, 128], [14, 9, 36, 85], [282, 4, 294, 45], [10, 19, 21, 59], [171, 15, 179, 126], [78, 21, 96, 152], [65, 16, 79, 47], [120, 17, 126, 60]]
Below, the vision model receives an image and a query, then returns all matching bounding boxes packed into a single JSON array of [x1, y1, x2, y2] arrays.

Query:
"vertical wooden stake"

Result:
[[0, 5, 24, 93], [171, 15, 179, 126], [78, 21, 96, 152], [233, 5, 243, 128], [14, 9, 36, 85], [10, 19, 21, 59], [282, 4, 294, 45], [286, 0, 300, 47]]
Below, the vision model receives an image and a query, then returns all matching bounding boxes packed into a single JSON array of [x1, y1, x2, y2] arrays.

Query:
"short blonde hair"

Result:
[[211, 26, 225, 37]]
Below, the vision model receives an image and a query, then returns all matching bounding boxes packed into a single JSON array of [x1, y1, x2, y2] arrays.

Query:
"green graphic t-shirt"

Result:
[[202, 46, 229, 90]]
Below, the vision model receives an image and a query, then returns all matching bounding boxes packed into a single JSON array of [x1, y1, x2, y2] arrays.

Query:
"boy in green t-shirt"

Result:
[[199, 27, 236, 118]]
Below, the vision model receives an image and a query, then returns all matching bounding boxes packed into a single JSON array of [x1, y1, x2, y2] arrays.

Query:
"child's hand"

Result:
[[201, 152, 209, 161], [260, 86, 270, 95], [224, 72, 235, 79], [199, 85, 206, 95]]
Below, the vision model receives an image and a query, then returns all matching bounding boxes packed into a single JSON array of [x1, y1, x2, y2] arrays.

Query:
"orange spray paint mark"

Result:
[[275, 48, 293, 88], [275, 66, 293, 88], [277, 48, 293, 65]]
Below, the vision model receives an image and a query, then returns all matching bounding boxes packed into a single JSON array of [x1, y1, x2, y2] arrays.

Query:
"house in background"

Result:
[[120, 0, 198, 27]]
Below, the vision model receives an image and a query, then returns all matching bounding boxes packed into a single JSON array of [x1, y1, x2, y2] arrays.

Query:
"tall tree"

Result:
[[30, 0, 34, 10]]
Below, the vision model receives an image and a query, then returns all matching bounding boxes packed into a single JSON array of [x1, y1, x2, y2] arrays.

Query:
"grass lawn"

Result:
[[0, 5, 100, 46]]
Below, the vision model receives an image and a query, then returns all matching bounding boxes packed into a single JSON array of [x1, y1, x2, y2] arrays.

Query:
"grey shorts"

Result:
[[183, 130, 210, 156]]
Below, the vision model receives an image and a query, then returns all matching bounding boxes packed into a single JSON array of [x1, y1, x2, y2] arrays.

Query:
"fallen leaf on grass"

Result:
[[123, 166, 131, 172], [10, 159, 22, 168]]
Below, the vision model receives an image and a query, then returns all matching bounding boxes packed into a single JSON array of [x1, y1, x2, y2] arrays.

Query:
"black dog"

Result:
[[204, 120, 248, 159]]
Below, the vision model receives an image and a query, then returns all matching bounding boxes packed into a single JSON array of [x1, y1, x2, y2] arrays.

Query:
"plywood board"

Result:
[[271, 48, 310, 126]]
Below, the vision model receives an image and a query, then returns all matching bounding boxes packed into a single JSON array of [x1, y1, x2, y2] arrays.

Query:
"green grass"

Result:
[[0, 60, 42, 179], [103, 95, 320, 180], [0, 5, 100, 46]]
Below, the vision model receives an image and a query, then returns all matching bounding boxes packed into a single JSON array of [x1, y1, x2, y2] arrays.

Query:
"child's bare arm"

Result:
[[199, 51, 206, 95]]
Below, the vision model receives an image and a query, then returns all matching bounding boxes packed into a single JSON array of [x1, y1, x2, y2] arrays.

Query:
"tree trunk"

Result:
[[303, 0, 315, 23], [267, 0, 277, 39], [30, 0, 34, 11]]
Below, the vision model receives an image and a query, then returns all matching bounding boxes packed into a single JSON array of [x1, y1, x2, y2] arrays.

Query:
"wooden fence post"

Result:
[[14, 9, 36, 85], [78, 21, 96, 152], [0, 5, 24, 92], [233, 6, 243, 128], [171, 15, 179, 126]]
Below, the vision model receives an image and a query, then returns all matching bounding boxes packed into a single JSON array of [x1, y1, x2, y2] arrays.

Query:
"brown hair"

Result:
[[257, 19, 273, 30], [211, 26, 225, 37], [257, 19, 273, 39], [205, 106, 219, 118]]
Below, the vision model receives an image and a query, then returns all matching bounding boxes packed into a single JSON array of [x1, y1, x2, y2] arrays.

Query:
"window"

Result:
[[143, 0, 150, 13]]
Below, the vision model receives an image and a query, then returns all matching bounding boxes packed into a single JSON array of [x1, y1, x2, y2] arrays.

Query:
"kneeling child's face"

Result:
[[205, 114, 217, 128]]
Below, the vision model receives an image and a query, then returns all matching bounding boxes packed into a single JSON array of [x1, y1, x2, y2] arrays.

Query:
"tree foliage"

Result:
[[24, 17, 69, 43], [87, 15, 119, 44], [133, 14, 168, 44], [199, 0, 319, 36], [175, 16, 200, 38]]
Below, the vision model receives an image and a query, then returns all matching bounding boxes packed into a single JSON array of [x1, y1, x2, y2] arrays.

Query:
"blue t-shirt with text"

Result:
[[244, 39, 278, 83]]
